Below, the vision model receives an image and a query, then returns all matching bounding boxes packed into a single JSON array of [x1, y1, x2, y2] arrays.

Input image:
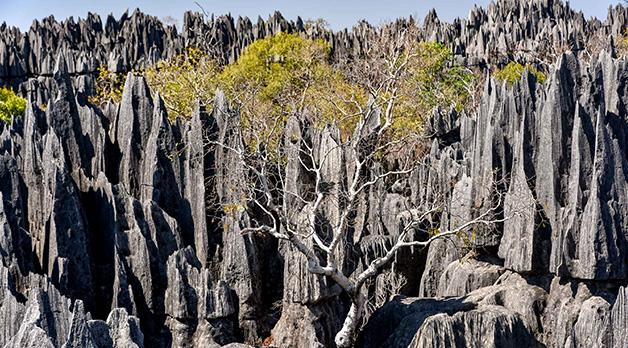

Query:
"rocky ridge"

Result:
[[0, 0, 627, 347], [1, 0, 627, 100]]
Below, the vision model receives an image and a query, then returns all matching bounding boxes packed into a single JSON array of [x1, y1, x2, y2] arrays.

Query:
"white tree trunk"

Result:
[[334, 294, 365, 348]]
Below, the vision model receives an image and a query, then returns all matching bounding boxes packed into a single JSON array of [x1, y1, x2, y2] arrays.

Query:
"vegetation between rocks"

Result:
[[91, 33, 476, 148], [494, 61, 546, 85], [0, 87, 26, 122]]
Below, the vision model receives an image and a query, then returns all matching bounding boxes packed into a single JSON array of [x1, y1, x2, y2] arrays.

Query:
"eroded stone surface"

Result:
[[0, 1, 627, 347]]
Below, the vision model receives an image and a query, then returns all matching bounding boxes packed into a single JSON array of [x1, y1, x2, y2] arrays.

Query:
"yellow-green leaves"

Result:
[[218, 32, 364, 148], [390, 41, 475, 139], [0, 87, 26, 122], [619, 28, 628, 58], [144, 47, 219, 121], [91, 47, 219, 121], [89, 66, 125, 104], [494, 61, 546, 85], [220, 32, 331, 102], [88, 34, 478, 158]]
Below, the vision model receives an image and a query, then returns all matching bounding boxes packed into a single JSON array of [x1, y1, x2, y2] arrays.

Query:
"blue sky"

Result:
[[0, 0, 622, 32]]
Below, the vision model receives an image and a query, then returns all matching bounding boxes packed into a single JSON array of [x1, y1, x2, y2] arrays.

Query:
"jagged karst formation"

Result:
[[0, 0, 627, 347]]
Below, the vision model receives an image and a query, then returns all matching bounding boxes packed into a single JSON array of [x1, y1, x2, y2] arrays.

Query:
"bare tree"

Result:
[[209, 26, 513, 347], [211, 111, 510, 346]]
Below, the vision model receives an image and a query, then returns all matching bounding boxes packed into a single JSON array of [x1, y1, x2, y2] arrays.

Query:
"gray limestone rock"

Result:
[[62, 300, 98, 348], [540, 277, 592, 348], [610, 286, 628, 348], [363, 272, 547, 348], [106, 308, 144, 348], [0, 1, 627, 347], [499, 110, 547, 273], [410, 305, 541, 348], [211, 91, 265, 343], [436, 259, 505, 297], [181, 102, 211, 267], [419, 238, 462, 298], [566, 296, 613, 348]]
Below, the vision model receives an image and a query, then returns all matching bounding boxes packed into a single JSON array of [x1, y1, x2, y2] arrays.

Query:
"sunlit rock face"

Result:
[[0, 0, 627, 347]]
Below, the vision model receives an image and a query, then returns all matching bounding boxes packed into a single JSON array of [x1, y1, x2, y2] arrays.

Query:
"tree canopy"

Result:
[[90, 33, 477, 151], [218, 32, 365, 147], [494, 61, 546, 85], [388, 41, 475, 137], [144, 47, 219, 120], [0, 87, 26, 123]]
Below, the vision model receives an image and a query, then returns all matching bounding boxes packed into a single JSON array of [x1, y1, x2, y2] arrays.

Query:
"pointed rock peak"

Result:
[[53, 50, 69, 79], [554, 51, 580, 85], [430, 138, 440, 156], [52, 50, 76, 107], [106, 307, 144, 347], [64, 299, 97, 348], [70, 299, 86, 317], [119, 9, 130, 22], [214, 89, 228, 112], [118, 73, 154, 142], [424, 8, 440, 25], [212, 89, 234, 130], [191, 100, 208, 124], [190, 102, 215, 141], [172, 246, 202, 269], [149, 94, 174, 140], [121, 73, 152, 102], [271, 10, 285, 21], [0, 122, 10, 143], [152, 93, 167, 117], [23, 288, 46, 325], [560, 50, 578, 65]]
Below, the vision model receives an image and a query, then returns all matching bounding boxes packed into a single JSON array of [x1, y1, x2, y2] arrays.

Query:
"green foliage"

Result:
[[89, 66, 125, 104], [218, 32, 365, 148], [90, 47, 219, 121], [619, 28, 628, 58], [223, 203, 245, 216], [0, 87, 26, 122], [90, 34, 364, 144], [427, 227, 441, 237], [144, 47, 219, 121], [89, 35, 476, 157], [220, 32, 331, 104], [391, 42, 475, 137], [494, 61, 546, 86]]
